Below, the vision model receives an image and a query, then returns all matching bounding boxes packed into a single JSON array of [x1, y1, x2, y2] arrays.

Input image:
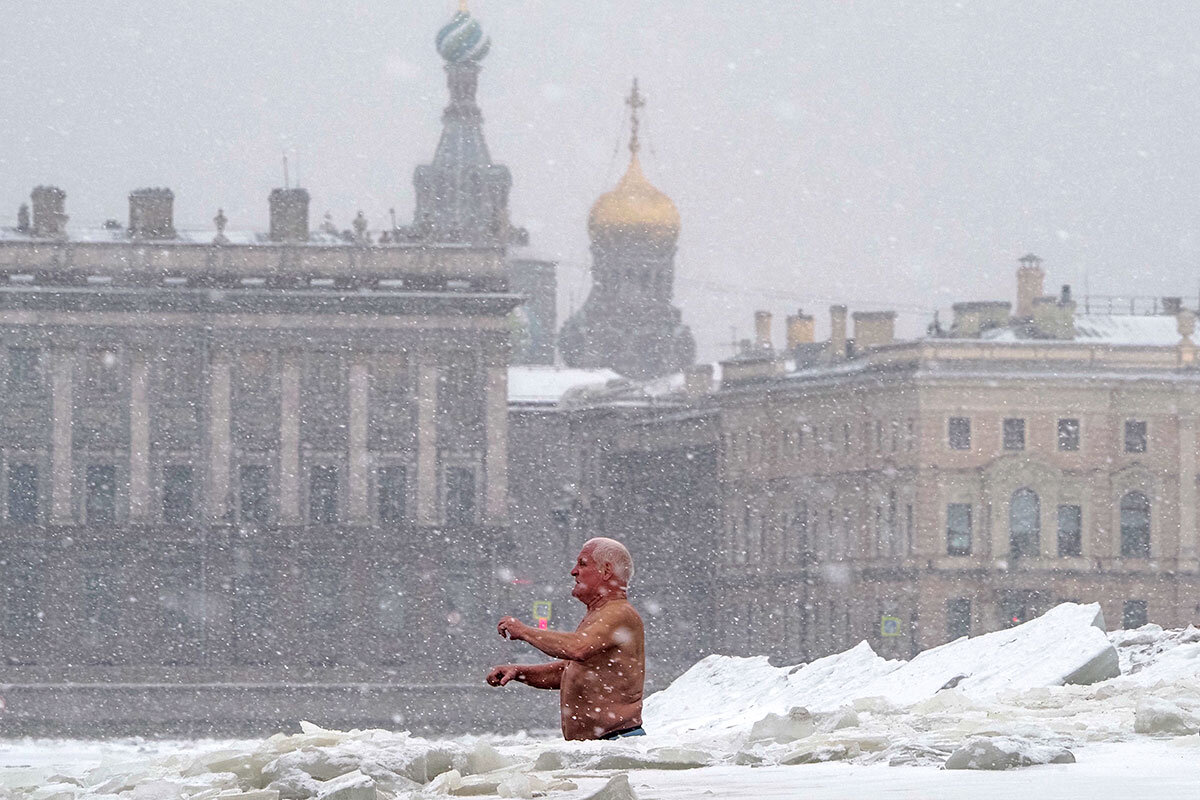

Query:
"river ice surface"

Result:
[[0, 603, 1196, 799]]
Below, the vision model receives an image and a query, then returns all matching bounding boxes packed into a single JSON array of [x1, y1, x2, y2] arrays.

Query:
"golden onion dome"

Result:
[[588, 153, 680, 241]]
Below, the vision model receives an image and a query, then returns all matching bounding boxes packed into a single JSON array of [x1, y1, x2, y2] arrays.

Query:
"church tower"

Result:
[[407, 3, 512, 245], [559, 80, 695, 380]]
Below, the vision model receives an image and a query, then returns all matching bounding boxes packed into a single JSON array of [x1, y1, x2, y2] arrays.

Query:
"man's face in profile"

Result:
[[570, 545, 607, 603]]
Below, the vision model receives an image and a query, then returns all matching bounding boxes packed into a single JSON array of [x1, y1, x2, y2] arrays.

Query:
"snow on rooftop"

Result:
[[981, 313, 1182, 346], [507, 365, 621, 404]]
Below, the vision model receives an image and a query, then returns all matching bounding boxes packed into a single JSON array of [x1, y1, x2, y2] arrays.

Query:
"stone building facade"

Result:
[[0, 7, 550, 735], [512, 257, 1200, 681]]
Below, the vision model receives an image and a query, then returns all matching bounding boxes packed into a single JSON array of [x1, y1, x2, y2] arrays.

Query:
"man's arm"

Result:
[[515, 660, 567, 689], [498, 605, 627, 662], [486, 660, 566, 689]]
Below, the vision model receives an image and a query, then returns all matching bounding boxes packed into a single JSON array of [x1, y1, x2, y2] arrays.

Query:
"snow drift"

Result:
[[643, 601, 1119, 741]]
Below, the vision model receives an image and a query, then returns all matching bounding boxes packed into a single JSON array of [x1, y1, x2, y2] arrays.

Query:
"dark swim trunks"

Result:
[[600, 726, 646, 740]]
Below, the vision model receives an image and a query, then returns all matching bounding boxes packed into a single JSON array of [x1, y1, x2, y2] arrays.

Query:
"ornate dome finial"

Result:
[[587, 80, 680, 241], [626, 77, 645, 157], [436, 5, 491, 63]]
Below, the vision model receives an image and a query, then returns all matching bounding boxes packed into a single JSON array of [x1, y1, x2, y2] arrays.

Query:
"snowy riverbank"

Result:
[[1, 603, 1197, 798]]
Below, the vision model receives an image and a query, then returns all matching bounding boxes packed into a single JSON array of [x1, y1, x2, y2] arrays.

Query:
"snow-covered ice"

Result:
[[1, 603, 1197, 798]]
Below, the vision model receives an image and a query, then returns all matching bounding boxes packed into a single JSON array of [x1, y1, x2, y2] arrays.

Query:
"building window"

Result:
[[1057, 504, 1082, 557], [7, 347, 40, 390], [906, 504, 913, 554], [795, 501, 809, 560], [1002, 596, 1032, 627], [445, 467, 475, 527], [843, 422, 851, 452], [309, 466, 339, 524], [946, 503, 972, 556], [239, 465, 271, 524], [86, 349, 120, 396], [85, 464, 116, 524], [1119, 491, 1151, 557], [947, 598, 971, 640], [948, 417, 971, 450], [1057, 418, 1080, 451], [2, 560, 43, 642], [378, 466, 407, 523], [1122, 599, 1148, 629], [1124, 420, 1147, 453], [1009, 488, 1040, 558], [162, 465, 194, 524], [7, 464, 38, 523], [1002, 418, 1026, 450]]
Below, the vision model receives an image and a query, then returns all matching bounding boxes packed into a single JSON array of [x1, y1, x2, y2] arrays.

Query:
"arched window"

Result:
[[1009, 488, 1040, 559], [1120, 491, 1151, 558]]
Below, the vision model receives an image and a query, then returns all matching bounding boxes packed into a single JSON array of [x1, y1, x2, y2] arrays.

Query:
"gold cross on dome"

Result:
[[626, 78, 645, 155]]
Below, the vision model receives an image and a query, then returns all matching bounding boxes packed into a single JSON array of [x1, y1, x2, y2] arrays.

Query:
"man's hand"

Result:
[[486, 664, 521, 686], [497, 616, 531, 642]]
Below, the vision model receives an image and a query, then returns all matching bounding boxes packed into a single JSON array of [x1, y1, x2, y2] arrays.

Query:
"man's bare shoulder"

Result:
[[588, 598, 643, 628]]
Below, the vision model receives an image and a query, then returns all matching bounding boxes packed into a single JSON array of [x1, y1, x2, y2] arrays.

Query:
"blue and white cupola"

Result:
[[436, 8, 491, 63], [408, 3, 512, 246]]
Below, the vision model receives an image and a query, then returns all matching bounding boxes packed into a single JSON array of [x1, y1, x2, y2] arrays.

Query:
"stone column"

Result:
[[484, 366, 508, 525], [129, 353, 151, 519], [416, 358, 439, 526], [279, 352, 301, 523], [1179, 415, 1198, 567], [50, 348, 74, 524], [207, 351, 232, 521], [348, 357, 370, 524]]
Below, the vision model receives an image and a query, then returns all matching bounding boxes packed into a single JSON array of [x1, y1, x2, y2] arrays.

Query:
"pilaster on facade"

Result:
[[50, 348, 74, 524], [484, 365, 508, 525], [1179, 414, 1199, 570], [279, 351, 301, 524], [128, 352, 151, 519], [206, 351, 232, 522], [348, 357, 370, 524], [416, 358, 439, 526]]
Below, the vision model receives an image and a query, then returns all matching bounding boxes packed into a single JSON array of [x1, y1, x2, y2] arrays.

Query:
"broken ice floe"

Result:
[[3, 603, 1199, 796]]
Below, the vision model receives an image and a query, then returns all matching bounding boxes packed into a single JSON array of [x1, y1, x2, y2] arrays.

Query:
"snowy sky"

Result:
[[3, 1, 1199, 359]]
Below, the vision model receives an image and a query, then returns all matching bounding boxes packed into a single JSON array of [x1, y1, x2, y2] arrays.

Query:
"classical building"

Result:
[[511, 256, 1200, 679], [559, 81, 694, 381], [0, 7, 550, 735]]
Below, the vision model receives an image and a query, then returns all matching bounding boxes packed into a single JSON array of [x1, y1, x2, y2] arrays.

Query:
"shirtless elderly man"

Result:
[[486, 537, 646, 741]]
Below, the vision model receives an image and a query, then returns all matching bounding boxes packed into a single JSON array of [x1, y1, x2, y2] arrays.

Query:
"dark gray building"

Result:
[[0, 7, 547, 736]]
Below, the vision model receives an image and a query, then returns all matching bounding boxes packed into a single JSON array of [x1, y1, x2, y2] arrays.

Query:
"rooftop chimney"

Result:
[[269, 187, 310, 243], [852, 310, 897, 350], [129, 187, 176, 239], [1016, 253, 1044, 318], [754, 311, 773, 351], [829, 305, 848, 360], [786, 310, 815, 349], [30, 186, 67, 238]]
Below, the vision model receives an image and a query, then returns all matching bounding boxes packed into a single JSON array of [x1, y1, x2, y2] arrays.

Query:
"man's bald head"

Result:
[[583, 537, 634, 588]]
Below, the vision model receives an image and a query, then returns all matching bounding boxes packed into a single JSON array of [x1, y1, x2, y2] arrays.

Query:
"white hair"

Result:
[[586, 537, 634, 587]]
